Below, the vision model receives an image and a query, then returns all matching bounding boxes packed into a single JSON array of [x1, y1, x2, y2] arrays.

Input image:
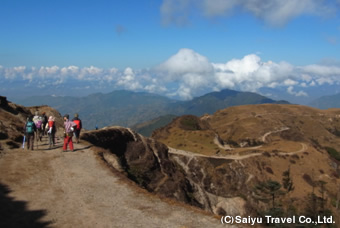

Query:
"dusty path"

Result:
[[213, 127, 290, 151], [0, 136, 228, 228], [278, 143, 308, 156], [169, 147, 263, 160], [169, 141, 308, 161]]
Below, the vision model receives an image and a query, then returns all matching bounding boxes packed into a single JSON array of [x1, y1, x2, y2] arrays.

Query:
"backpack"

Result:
[[35, 119, 42, 129], [26, 121, 34, 134], [73, 119, 81, 130], [47, 121, 56, 133], [33, 116, 43, 129]]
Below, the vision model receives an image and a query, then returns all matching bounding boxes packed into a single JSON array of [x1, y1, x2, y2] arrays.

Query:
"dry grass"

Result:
[[152, 104, 340, 214]]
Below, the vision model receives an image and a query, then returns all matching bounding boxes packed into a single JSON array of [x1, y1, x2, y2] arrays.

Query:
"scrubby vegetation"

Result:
[[326, 147, 340, 161]]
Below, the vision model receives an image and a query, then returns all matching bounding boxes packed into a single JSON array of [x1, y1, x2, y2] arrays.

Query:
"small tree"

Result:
[[318, 180, 327, 212], [282, 168, 294, 193], [254, 179, 285, 209]]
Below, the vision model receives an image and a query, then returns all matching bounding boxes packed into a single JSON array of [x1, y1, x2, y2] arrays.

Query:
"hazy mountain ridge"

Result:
[[12, 89, 289, 130], [309, 92, 340, 109]]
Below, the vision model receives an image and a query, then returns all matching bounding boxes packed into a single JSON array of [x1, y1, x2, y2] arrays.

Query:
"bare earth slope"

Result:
[[0, 137, 225, 228]]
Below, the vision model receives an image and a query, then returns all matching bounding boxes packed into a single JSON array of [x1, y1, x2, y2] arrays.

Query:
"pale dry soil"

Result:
[[0, 136, 231, 228]]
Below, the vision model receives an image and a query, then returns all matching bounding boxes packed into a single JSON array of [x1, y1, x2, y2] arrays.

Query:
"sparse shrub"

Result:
[[319, 169, 324, 174], [302, 174, 315, 187], [256, 161, 262, 171], [292, 154, 300, 159], [226, 139, 239, 147], [14, 135, 23, 143], [303, 151, 309, 155], [326, 147, 340, 161], [332, 172, 340, 179], [310, 138, 321, 148], [0, 132, 8, 140], [327, 128, 340, 137], [179, 116, 201, 131], [5, 141, 20, 149], [289, 159, 296, 164], [216, 207, 227, 216], [265, 167, 274, 174], [262, 151, 271, 157]]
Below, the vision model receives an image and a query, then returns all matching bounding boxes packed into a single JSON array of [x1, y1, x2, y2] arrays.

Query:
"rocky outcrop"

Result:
[[81, 127, 249, 216], [81, 127, 201, 207], [170, 154, 249, 215], [0, 96, 8, 107]]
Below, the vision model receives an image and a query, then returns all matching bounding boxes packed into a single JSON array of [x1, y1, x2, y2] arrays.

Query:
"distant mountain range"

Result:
[[309, 93, 340, 109], [12, 89, 289, 129]]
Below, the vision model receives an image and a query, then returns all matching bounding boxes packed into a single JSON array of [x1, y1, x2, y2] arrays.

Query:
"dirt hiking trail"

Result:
[[0, 136, 229, 228]]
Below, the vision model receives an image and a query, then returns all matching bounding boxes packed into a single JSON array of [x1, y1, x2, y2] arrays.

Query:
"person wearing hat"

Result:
[[33, 110, 43, 142], [72, 113, 82, 144], [63, 114, 77, 152], [46, 116, 56, 149]]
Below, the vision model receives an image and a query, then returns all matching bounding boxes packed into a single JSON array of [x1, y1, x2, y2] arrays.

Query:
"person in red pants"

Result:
[[63, 114, 77, 152]]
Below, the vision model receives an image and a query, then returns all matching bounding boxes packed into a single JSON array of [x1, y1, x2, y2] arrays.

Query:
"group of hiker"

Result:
[[24, 112, 82, 152]]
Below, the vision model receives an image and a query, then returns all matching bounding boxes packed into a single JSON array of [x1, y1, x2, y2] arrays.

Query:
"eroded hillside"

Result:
[[152, 104, 340, 220]]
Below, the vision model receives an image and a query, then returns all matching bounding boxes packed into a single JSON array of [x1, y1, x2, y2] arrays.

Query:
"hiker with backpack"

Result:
[[41, 112, 48, 136], [24, 115, 36, 150], [46, 116, 56, 149], [33, 111, 43, 142], [72, 113, 82, 144], [63, 114, 77, 152]]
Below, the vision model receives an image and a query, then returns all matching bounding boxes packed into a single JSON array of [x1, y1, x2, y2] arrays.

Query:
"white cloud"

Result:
[[117, 67, 142, 90], [39, 66, 59, 77], [287, 86, 308, 97], [284, 79, 298, 86], [1, 48, 340, 100], [161, 0, 336, 27], [160, 0, 192, 26], [158, 48, 213, 77], [61, 66, 79, 75]]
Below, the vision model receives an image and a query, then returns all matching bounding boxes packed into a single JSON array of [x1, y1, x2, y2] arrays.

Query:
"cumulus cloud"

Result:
[[1, 48, 340, 100], [116, 67, 143, 90], [155, 49, 340, 99], [161, 0, 337, 26], [287, 86, 308, 97]]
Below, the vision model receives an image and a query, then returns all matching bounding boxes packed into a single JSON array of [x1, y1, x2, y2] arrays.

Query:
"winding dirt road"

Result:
[[0, 136, 227, 228]]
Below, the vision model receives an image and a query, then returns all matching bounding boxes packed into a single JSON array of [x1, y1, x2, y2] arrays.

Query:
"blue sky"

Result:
[[1, 0, 340, 103]]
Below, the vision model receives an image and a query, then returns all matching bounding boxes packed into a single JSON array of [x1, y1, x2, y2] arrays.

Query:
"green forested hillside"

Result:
[[13, 89, 288, 129]]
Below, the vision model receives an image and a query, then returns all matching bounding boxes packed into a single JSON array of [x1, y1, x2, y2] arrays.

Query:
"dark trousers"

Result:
[[48, 132, 55, 147], [74, 129, 81, 143], [26, 133, 35, 150], [35, 129, 42, 142]]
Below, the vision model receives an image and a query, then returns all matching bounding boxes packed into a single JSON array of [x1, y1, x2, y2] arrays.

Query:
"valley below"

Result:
[[2, 97, 340, 227]]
